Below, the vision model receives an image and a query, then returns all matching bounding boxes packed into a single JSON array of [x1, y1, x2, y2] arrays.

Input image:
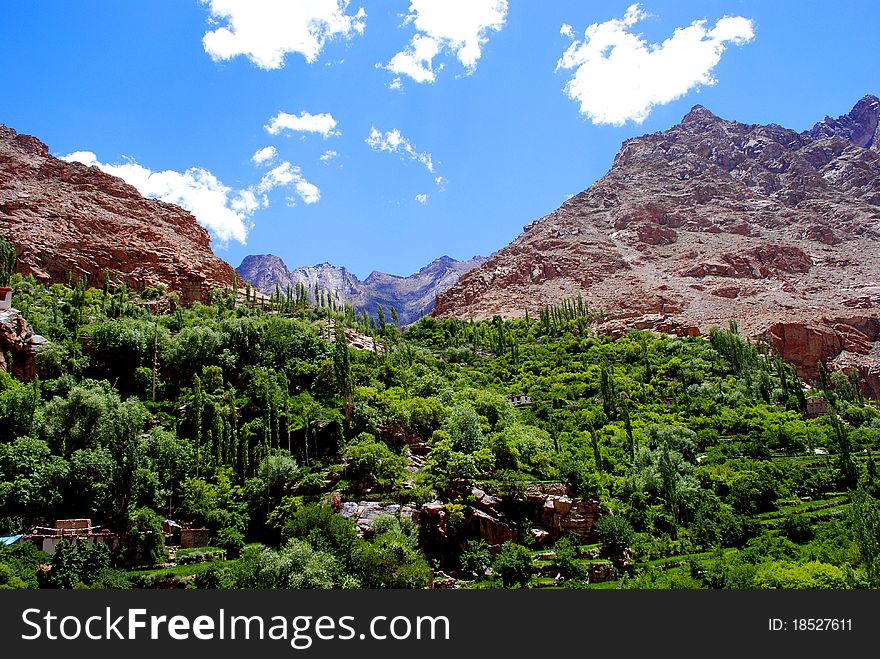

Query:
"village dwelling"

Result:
[[508, 393, 533, 407], [806, 396, 830, 418], [0, 287, 11, 311], [23, 519, 118, 557]]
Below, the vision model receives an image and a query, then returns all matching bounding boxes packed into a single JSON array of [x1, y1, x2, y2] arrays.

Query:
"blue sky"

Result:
[[1, 1, 877, 279]]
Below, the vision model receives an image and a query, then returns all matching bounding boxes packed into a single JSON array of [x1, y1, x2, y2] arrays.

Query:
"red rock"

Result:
[[0, 308, 45, 381], [0, 124, 239, 304]]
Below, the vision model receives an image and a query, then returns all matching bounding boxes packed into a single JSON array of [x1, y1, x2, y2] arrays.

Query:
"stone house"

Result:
[[24, 519, 118, 556], [508, 393, 533, 406], [0, 287, 11, 311], [805, 396, 830, 418]]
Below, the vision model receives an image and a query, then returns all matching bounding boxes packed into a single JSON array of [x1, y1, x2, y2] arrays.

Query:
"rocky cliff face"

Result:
[[0, 124, 239, 304], [433, 96, 880, 388], [237, 254, 486, 325], [0, 307, 46, 381]]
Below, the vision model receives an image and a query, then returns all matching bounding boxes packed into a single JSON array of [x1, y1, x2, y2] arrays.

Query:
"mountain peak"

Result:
[[433, 96, 880, 391], [681, 104, 722, 125], [0, 122, 238, 303], [808, 93, 880, 150], [237, 253, 485, 326]]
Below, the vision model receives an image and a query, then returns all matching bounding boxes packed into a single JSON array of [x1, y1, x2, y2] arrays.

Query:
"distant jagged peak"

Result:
[[808, 93, 879, 150], [235, 253, 486, 325], [238, 253, 288, 270]]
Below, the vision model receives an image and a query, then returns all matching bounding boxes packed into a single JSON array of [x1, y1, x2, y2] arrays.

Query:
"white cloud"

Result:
[[388, 77, 403, 90], [251, 145, 278, 166], [385, 33, 442, 84], [560, 23, 574, 38], [434, 176, 445, 190], [384, 0, 508, 84], [415, 193, 429, 204], [556, 3, 755, 126], [61, 151, 321, 244], [320, 150, 338, 163], [257, 162, 321, 204], [266, 111, 340, 138], [201, 0, 366, 69], [61, 151, 257, 244], [366, 127, 434, 173]]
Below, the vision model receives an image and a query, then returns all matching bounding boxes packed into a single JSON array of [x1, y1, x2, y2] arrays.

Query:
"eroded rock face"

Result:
[[519, 484, 600, 545], [337, 501, 420, 537], [0, 124, 239, 304], [0, 307, 46, 381], [766, 316, 880, 397], [433, 96, 880, 388]]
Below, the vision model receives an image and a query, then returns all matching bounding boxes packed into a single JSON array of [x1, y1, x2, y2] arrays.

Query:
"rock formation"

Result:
[[237, 254, 486, 326], [0, 307, 47, 381], [433, 96, 880, 390], [0, 123, 239, 304]]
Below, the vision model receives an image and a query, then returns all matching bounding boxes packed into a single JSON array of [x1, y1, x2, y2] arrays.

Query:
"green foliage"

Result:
[[120, 507, 165, 566], [283, 504, 359, 562], [492, 541, 533, 588], [352, 515, 431, 588], [0, 543, 49, 589], [43, 540, 110, 589], [753, 560, 846, 589], [443, 404, 486, 453], [459, 539, 491, 579], [0, 562, 27, 589], [230, 540, 349, 589], [0, 235, 16, 287], [1, 278, 875, 590], [553, 535, 586, 580], [596, 514, 635, 555], [343, 433, 406, 486], [849, 487, 880, 587]]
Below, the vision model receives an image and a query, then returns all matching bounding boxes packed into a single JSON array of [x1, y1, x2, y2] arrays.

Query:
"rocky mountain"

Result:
[[237, 254, 486, 325], [0, 123, 238, 304], [433, 96, 880, 394]]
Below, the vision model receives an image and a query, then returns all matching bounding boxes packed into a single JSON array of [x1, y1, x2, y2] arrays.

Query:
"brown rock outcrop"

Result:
[[0, 307, 47, 381], [520, 483, 600, 545], [433, 96, 880, 390], [0, 123, 239, 304], [766, 316, 880, 393]]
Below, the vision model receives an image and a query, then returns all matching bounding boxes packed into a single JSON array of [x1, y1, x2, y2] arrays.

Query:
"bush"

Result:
[[596, 515, 635, 556], [459, 539, 491, 580], [754, 560, 846, 589], [493, 542, 532, 588], [780, 515, 815, 544], [553, 535, 586, 580], [177, 548, 227, 565]]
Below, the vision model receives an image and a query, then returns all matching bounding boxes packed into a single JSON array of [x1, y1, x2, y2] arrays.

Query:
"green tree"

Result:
[[849, 487, 880, 587], [596, 514, 635, 556], [443, 404, 485, 453], [334, 324, 354, 426], [493, 541, 532, 588], [0, 235, 16, 287], [44, 540, 110, 589], [246, 539, 347, 589], [120, 507, 165, 566], [343, 433, 406, 487], [459, 539, 491, 580], [352, 515, 431, 588], [553, 535, 585, 580]]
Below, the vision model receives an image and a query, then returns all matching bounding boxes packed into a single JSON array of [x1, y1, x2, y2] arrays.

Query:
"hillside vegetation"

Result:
[[1, 271, 879, 590]]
